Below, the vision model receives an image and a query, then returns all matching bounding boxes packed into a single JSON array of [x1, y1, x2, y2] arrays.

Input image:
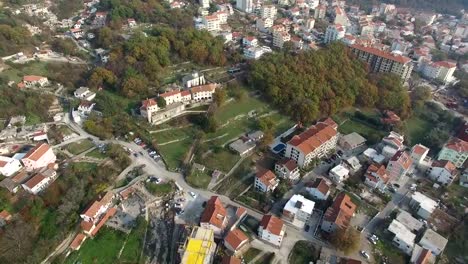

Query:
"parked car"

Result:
[[360, 251, 370, 259], [188, 191, 197, 199]]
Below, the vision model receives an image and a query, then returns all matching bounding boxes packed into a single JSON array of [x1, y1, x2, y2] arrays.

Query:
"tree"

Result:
[[330, 227, 360, 254], [0, 219, 36, 263], [213, 89, 227, 106], [156, 97, 166, 108], [412, 86, 432, 102], [257, 116, 275, 132]]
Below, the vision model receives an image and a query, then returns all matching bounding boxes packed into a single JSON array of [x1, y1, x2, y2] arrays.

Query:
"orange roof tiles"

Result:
[[260, 214, 284, 236], [256, 170, 277, 188], [444, 138, 468, 153], [365, 164, 389, 183], [224, 228, 248, 250], [0, 210, 12, 220], [200, 196, 227, 229], [23, 143, 51, 161], [141, 98, 157, 109], [288, 123, 337, 155], [82, 201, 103, 219], [412, 144, 429, 155], [324, 193, 356, 230], [390, 151, 412, 170], [191, 84, 217, 93], [277, 158, 298, 171], [431, 160, 457, 174], [11, 170, 29, 184], [433, 61, 456, 68], [351, 44, 412, 64], [0, 160, 7, 168], [70, 234, 86, 250], [416, 249, 432, 264], [90, 207, 116, 236], [23, 173, 46, 189], [180, 90, 191, 97], [81, 220, 94, 232], [23, 75, 46, 82], [159, 90, 181, 98], [222, 256, 242, 264], [307, 178, 330, 195]]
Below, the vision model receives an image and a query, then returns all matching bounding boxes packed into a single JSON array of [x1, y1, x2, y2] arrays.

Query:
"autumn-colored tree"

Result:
[[330, 227, 360, 254]]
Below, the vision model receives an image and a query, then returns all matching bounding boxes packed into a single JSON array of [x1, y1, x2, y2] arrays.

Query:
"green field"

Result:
[[196, 149, 240, 172], [120, 218, 147, 263], [1, 61, 49, 83], [214, 95, 270, 122], [145, 182, 174, 196], [157, 139, 192, 170], [403, 116, 431, 145], [65, 139, 95, 155], [186, 170, 211, 189], [243, 247, 262, 263], [289, 241, 319, 264], [153, 127, 197, 144], [85, 148, 107, 159]]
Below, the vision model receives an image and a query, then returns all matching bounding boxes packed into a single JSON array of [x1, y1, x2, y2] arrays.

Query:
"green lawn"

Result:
[[243, 247, 262, 263], [153, 127, 197, 144], [214, 95, 270, 123], [120, 218, 147, 263], [1, 61, 49, 83], [186, 170, 211, 189], [65, 228, 127, 264], [373, 239, 408, 264], [145, 182, 174, 196], [289, 241, 319, 264], [85, 148, 107, 159], [65, 139, 95, 155], [157, 139, 192, 170], [196, 149, 240, 172], [71, 162, 97, 172], [403, 116, 431, 145]]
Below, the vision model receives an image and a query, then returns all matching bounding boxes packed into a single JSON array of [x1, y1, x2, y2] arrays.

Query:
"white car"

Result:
[[188, 191, 197, 199], [360, 251, 370, 259]]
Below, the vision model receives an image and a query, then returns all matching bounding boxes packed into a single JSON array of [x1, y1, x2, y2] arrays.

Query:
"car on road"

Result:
[[360, 251, 370, 259], [139, 151, 143, 156], [174, 203, 183, 208], [304, 225, 310, 232], [392, 183, 400, 188], [368, 234, 378, 245], [133, 153, 138, 157], [188, 191, 197, 199], [410, 183, 417, 191]]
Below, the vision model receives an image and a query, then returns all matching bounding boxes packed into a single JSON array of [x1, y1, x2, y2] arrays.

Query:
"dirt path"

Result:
[[158, 137, 187, 146]]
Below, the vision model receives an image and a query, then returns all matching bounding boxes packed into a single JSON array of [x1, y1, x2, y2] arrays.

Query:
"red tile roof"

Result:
[[141, 98, 157, 109], [0, 210, 12, 220], [256, 170, 277, 188], [288, 123, 337, 155], [412, 144, 429, 156], [23, 143, 51, 161], [390, 151, 412, 170], [307, 178, 330, 195], [224, 228, 248, 250], [159, 90, 181, 98], [200, 196, 227, 229], [277, 158, 298, 171], [236, 207, 246, 219], [351, 44, 412, 64], [0, 160, 7, 168], [191, 84, 217, 93], [416, 249, 432, 264], [444, 137, 468, 153], [260, 214, 284, 236], [90, 207, 117, 236], [180, 90, 191, 97], [70, 234, 86, 250], [324, 193, 356, 230], [365, 164, 389, 183], [431, 160, 457, 174], [433, 61, 456, 68], [81, 220, 94, 232], [222, 256, 242, 264], [23, 173, 46, 189], [23, 75, 46, 82]]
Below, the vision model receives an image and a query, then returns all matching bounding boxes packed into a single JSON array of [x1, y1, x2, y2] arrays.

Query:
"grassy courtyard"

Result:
[[289, 241, 319, 264], [157, 139, 192, 170], [403, 116, 432, 145], [85, 148, 107, 159], [65, 139, 95, 155], [186, 170, 212, 189], [145, 182, 174, 196]]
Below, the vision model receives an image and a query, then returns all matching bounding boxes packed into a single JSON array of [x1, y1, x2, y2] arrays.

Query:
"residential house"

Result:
[[364, 164, 389, 190], [127, 18, 137, 28], [160, 90, 183, 105], [273, 31, 290, 48], [437, 137, 468, 168], [321, 193, 356, 233], [343, 156, 362, 173], [387, 219, 416, 255], [283, 194, 315, 228], [229, 137, 256, 156], [0, 156, 23, 177], [0, 210, 12, 227], [420, 60, 456, 84], [140, 98, 159, 123], [80, 192, 115, 223], [305, 178, 330, 200], [202, 15, 221, 32], [258, 215, 285, 247], [329, 164, 350, 183], [22, 75, 48, 88], [77, 101, 95, 114], [382, 131, 405, 151], [70, 234, 87, 251], [285, 119, 338, 168], [180, 227, 216, 264], [182, 72, 206, 88], [74, 87, 96, 101], [460, 169, 468, 187], [242, 36, 258, 47], [410, 192, 437, 220], [381, 110, 401, 125], [411, 144, 431, 170], [386, 150, 412, 180], [324, 24, 345, 44], [274, 158, 300, 181], [428, 160, 457, 185], [222, 256, 242, 264], [254, 170, 278, 192], [224, 228, 249, 256], [396, 210, 424, 233], [410, 245, 435, 264], [190, 84, 216, 102], [339, 132, 366, 152], [22, 169, 58, 195], [81, 207, 116, 237], [244, 45, 272, 59], [418, 229, 448, 256], [200, 196, 228, 237], [21, 143, 56, 172]]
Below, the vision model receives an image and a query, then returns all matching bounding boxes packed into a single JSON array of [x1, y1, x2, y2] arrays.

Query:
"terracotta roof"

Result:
[[288, 122, 337, 155], [0, 160, 6, 168], [90, 207, 117, 236], [23, 143, 51, 161], [256, 170, 277, 188], [0, 210, 12, 220], [244, 36, 256, 41], [324, 193, 356, 230], [260, 214, 284, 236], [319, 117, 338, 129], [141, 98, 157, 110], [390, 151, 412, 170], [23, 173, 46, 189], [159, 90, 181, 98], [236, 207, 246, 219], [432, 160, 457, 174], [277, 158, 298, 171], [412, 144, 429, 156], [80, 220, 94, 232], [190, 84, 216, 93], [365, 164, 389, 183], [433, 61, 456, 68], [224, 228, 248, 250], [11, 170, 29, 184], [200, 196, 227, 228], [222, 256, 242, 264], [307, 178, 330, 195], [82, 201, 103, 220], [416, 249, 432, 264], [23, 75, 46, 82], [340, 259, 362, 264], [180, 90, 191, 97], [351, 44, 412, 64], [444, 138, 468, 153], [70, 234, 86, 250], [119, 187, 135, 200]]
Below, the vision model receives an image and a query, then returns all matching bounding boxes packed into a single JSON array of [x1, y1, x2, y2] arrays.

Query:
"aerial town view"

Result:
[[0, 0, 467, 263]]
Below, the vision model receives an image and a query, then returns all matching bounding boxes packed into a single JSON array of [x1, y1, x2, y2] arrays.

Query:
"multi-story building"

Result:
[[202, 15, 221, 32], [386, 150, 412, 180], [254, 170, 278, 192], [260, 5, 277, 19], [236, 0, 253, 13], [333, 6, 349, 26], [437, 137, 468, 168], [410, 144, 430, 165], [258, 215, 285, 247], [140, 98, 159, 123], [191, 84, 216, 102], [22, 75, 49, 88], [305, 178, 330, 200], [182, 72, 206, 88], [224, 228, 249, 256], [80, 192, 115, 223], [199, 0, 210, 9], [314, 5, 326, 19], [427, 160, 457, 185], [282, 194, 315, 228], [244, 46, 272, 59], [21, 143, 56, 172], [180, 227, 216, 264], [273, 31, 290, 48], [256, 17, 273, 32], [364, 164, 389, 190], [242, 36, 258, 47], [274, 158, 300, 181], [420, 60, 457, 84], [160, 90, 183, 105], [350, 44, 414, 82], [285, 119, 338, 168], [329, 164, 350, 183], [0, 156, 23, 177], [22, 169, 58, 195], [387, 219, 416, 255], [305, 18, 315, 30], [321, 193, 356, 233], [200, 196, 228, 237], [418, 229, 448, 256], [410, 192, 437, 220], [324, 24, 345, 44]]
